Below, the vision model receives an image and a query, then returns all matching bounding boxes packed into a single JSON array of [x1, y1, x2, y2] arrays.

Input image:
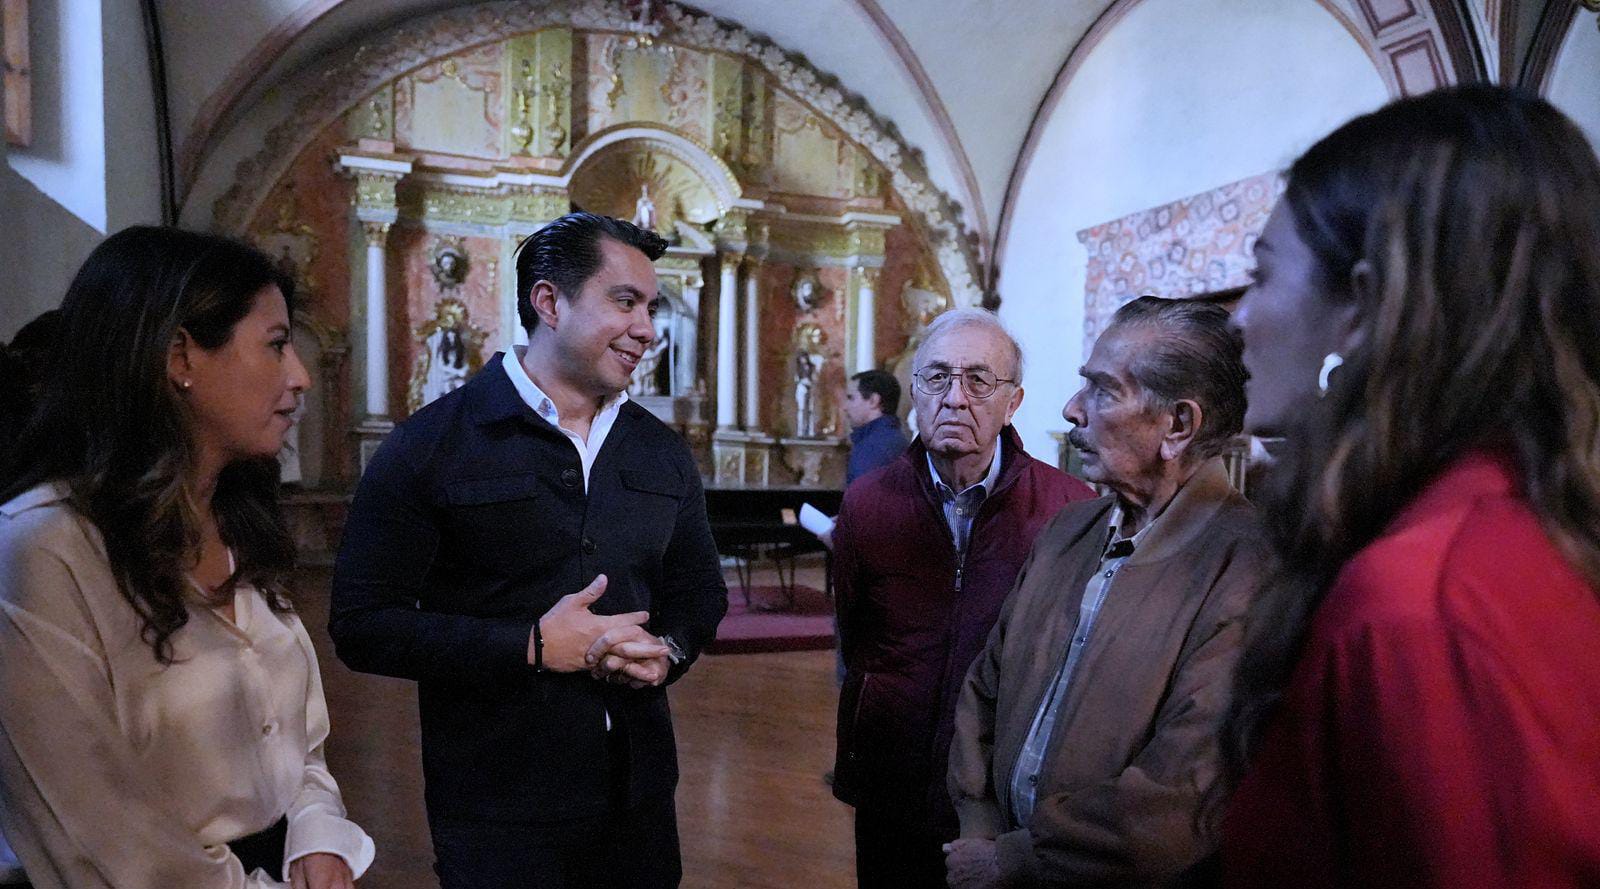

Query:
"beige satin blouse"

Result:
[[0, 485, 374, 888]]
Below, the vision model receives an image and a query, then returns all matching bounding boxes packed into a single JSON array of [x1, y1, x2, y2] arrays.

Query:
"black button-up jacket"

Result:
[[330, 353, 728, 825]]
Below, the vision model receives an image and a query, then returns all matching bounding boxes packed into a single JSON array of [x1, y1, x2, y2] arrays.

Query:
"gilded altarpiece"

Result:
[[241, 18, 941, 495]]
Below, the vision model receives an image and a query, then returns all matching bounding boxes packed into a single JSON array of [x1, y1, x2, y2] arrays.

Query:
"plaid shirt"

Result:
[[1007, 503, 1153, 827]]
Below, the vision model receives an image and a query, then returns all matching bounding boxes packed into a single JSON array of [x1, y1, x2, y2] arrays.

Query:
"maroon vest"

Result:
[[831, 427, 1093, 832]]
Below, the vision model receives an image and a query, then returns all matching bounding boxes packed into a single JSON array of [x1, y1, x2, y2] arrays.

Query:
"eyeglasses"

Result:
[[912, 366, 1017, 400]]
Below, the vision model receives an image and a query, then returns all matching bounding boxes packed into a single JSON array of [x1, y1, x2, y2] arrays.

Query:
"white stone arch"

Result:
[[561, 124, 754, 217]]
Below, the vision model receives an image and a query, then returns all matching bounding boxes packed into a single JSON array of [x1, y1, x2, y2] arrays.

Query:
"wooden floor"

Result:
[[297, 563, 855, 889]]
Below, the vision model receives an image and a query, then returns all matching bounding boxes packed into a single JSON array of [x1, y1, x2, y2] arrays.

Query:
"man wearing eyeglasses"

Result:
[[830, 307, 1094, 889]]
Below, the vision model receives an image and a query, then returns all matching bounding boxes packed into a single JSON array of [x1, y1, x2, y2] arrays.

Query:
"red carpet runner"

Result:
[[706, 584, 836, 655]]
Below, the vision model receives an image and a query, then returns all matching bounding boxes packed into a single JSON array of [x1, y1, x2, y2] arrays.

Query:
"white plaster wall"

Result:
[[0, 163, 101, 340], [996, 0, 1389, 463], [1547, 14, 1600, 157], [2, 0, 162, 339], [8, 0, 107, 232], [102, 0, 163, 231]]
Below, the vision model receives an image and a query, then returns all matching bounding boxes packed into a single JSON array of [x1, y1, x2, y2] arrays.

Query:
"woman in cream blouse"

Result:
[[0, 227, 373, 888]]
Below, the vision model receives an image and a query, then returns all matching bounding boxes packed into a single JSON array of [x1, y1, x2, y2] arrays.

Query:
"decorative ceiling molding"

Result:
[[1519, 0, 1580, 90], [1344, 0, 1488, 93], [1425, 0, 1492, 82], [202, 0, 983, 305], [850, 0, 990, 266]]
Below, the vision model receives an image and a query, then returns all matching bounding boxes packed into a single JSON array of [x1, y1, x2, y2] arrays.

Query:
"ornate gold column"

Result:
[[680, 273, 704, 391]]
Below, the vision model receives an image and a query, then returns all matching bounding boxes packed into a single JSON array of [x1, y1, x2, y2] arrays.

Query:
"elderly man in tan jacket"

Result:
[[945, 296, 1272, 888]]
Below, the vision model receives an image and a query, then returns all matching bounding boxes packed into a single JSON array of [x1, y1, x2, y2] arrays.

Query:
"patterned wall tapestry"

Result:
[[1076, 170, 1284, 355]]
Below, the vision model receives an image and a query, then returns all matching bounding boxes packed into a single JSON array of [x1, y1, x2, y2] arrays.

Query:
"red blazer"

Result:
[[1224, 451, 1600, 888], [831, 427, 1093, 833]]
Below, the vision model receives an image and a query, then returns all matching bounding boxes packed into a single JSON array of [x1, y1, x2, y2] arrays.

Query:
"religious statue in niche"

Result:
[[628, 310, 674, 397], [792, 270, 826, 312], [408, 298, 488, 413], [792, 323, 827, 438], [430, 241, 469, 290], [632, 183, 658, 233]]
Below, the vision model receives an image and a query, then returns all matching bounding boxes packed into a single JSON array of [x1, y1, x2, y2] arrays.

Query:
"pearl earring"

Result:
[[1317, 353, 1343, 397], [180, 379, 193, 390]]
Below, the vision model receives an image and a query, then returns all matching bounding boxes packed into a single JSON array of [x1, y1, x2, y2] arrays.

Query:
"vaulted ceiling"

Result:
[[160, 0, 1123, 266], [158, 0, 1584, 275]]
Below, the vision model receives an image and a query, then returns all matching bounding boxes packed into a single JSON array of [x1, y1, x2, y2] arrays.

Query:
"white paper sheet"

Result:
[[798, 502, 836, 537]]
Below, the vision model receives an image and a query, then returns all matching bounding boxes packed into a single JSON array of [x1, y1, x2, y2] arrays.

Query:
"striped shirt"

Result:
[[926, 446, 1003, 563]]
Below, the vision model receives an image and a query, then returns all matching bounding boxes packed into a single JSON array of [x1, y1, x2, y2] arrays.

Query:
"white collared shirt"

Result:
[[503, 346, 629, 491], [0, 485, 376, 886]]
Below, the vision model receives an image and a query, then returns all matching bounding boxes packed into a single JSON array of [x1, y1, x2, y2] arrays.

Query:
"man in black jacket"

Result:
[[330, 213, 727, 889]]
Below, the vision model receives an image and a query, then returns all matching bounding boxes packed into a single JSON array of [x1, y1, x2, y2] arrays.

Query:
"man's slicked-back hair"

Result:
[[851, 369, 902, 416], [515, 212, 668, 333], [1108, 295, 1246, 459]]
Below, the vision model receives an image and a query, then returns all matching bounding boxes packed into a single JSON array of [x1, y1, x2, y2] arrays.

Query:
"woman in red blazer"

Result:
[[1220, 85, 1600, 888]]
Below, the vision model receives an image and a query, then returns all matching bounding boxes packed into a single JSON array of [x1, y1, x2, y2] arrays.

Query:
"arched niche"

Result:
[[564, 130, 724, 413], [565, 125, 746, 228]]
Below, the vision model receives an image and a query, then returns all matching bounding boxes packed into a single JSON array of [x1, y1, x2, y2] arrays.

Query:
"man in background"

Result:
[[843, 369, 910, 487]]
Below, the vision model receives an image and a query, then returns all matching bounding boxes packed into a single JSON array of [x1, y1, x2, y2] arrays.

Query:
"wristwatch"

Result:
[[659, 634, 687, 665]]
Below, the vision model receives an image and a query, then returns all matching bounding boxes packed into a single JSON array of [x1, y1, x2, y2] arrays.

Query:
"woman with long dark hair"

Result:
[[0, 227, 372, 888], [1221, 85, 1600, 886]]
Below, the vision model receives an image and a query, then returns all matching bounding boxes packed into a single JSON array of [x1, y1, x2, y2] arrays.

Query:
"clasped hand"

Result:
[[944, 837, 1001, 889], [531, 575, 671, 687]]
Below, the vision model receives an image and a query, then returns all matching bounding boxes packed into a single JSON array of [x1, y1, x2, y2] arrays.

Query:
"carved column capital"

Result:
[[361, 221, 391, 246], [715, 207, 751, 253], [337, 152, 412, 218], [351, 171, 403, 213]]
